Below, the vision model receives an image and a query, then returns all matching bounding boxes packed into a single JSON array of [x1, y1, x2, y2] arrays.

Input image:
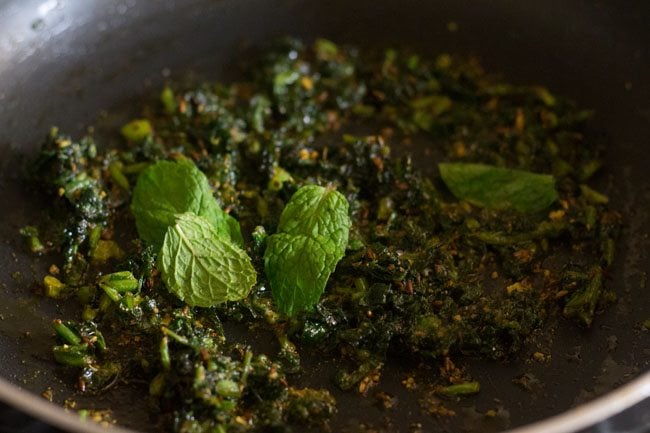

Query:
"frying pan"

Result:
[[0, 1, 649, 432]]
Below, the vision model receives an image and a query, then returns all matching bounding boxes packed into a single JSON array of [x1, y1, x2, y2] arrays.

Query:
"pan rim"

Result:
[[0, 376, 137, 433], [0, 370, 648, 432], [506, 369, 650, 433]]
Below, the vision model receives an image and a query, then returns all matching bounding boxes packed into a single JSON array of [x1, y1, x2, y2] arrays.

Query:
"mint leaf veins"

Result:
[[158, 213, 256, 307], [264, 185, 351, 316], [131, 160, 243, 248]]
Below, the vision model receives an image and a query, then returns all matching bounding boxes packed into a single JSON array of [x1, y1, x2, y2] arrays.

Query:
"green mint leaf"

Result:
[[158, 213, 256, 307], [265, 185, 350, 316], [438, 163, 558, 212], [131, 160, 242, 248], [265, 234, 339, 317], [277, 185, 349, 256]]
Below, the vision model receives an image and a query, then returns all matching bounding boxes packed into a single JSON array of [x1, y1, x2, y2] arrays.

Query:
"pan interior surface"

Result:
[[0, 1, 649, 432]]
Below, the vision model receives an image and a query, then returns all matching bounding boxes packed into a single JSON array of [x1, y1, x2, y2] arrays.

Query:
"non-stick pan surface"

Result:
[[1, 1, 649, 432]]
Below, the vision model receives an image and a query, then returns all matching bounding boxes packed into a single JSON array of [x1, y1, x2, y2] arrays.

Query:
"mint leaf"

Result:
[[277, 185, 349, 257], [158, 213, 256, 307], [264, 185, 350, 316], [439, 163, 558, 212], [265, 234, 339, 316], [131, 160, 242, 248]]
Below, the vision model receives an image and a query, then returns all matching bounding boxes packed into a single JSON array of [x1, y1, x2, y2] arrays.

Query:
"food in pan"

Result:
[[23, 38, 620, 431]]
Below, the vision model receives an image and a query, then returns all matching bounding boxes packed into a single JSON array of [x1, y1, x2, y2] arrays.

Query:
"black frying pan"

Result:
[[1, 1, 649, 432]]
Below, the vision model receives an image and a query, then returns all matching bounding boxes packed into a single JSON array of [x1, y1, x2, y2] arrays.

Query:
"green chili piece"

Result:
[[240, 351, 253, 388], [93, 331, 107, 352], [161, 327, 189, 345], [88, 225, 103, 252], [108, 161, 130, 190], [82, 306, 98, 322], [99, 271, 140, 293], [19, 226, 44, 254], [53, 345, 90, 367], [98, 293, 113, 312], [149, 372, 166, 396], [52, 320, 81, 345], [160, 86, 176, 114], [100, 284, 121, 303], [120, 119, 152, 142], [435, 381, 481, 397], [580, 184, 609, 205], [160, 336, 171, 370], [43, 276, 66, 299]]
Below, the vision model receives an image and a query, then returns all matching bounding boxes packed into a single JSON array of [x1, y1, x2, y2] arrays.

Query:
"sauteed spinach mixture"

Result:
[[23, 39, 620, 431]]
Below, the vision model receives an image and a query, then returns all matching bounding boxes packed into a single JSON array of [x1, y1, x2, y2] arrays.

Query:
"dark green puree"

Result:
[[21, 38, 620, 432]]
